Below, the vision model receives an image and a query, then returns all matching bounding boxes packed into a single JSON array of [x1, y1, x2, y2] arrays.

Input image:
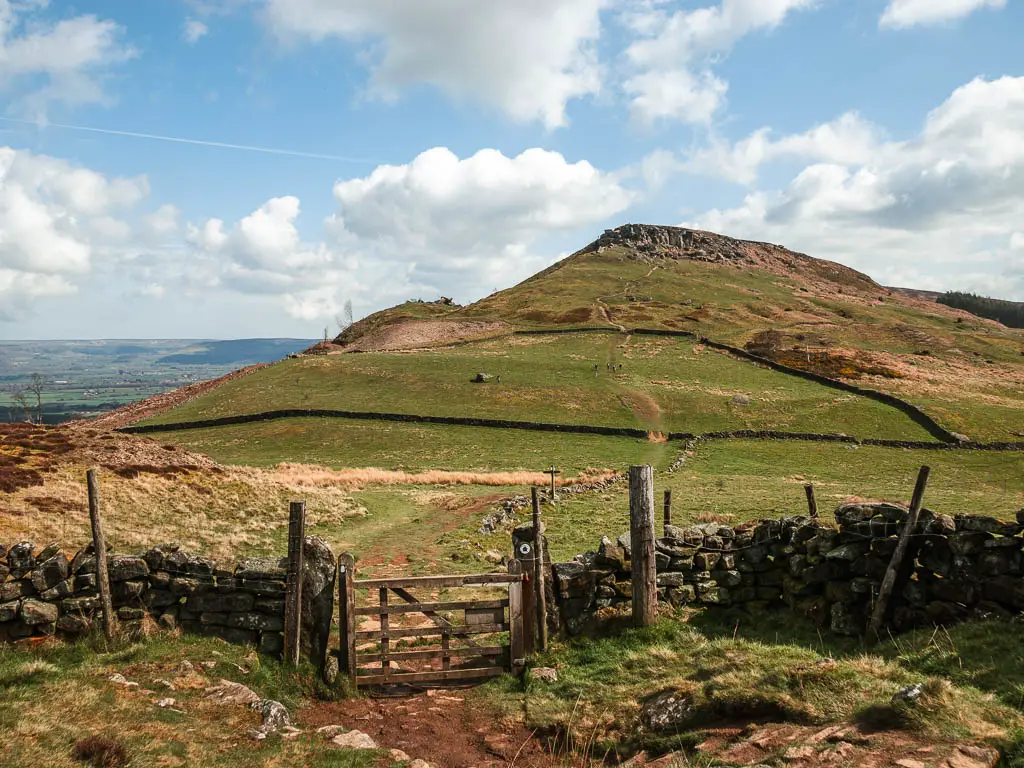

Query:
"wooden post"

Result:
[[379, 587, 390, 675], [866, 466, 931, 641], [283, 500, 306, 666], [546, 466, 560, 504], [337, 552, 356, 686], [630, 465, 657, 628], [86, 468, 115, 643], [531, 487, 548, 652], [514, 532, 537, 656], [663, 489, 673, 534], [508, 559, 525, 675], [804, 484, 818, 519]]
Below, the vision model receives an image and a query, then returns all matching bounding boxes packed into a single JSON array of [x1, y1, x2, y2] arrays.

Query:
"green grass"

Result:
[[157, 416, 671, 474], [480, 614, 1023, 759], [465, 439, 1024, 563], [0, 633, 392, 768], [141, 333, 937, 442]]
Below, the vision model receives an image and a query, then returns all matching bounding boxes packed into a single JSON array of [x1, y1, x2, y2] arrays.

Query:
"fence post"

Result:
[[283, 500, 306, 666], [86, 468, 115, 643], [531, 487, 549, 652], [804, 484, 818, 519], [507, 559, 525, 675], [630, 465, 657, 628], [337, 552, 356, 687], [513, 527, 537, 656], [866, 466, 931, 641], [663, 489, 673, 534]]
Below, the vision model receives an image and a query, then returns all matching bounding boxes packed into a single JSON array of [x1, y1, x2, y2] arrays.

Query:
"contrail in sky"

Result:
[[0, 116, 377, 163]]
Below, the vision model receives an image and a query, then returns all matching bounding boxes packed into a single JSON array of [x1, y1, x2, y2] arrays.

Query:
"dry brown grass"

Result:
[[257, 462, 619, 490]]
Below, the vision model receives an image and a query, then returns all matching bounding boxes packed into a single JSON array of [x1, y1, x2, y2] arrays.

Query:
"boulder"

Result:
[[596, 536, 628, 571], [331, 730, 378, 749], [108, 556, 149, 582], [20, 598, 58, 625], [0, 600, 19, 622], [260, 700, 290, 732], [0, 580, 34, 602], [204, 679, 261, 706], [301, 536, 336, 673], [30, 553, 69, 592], [235, 557, 287, 581], [7, 541, 36, 574], [227, 612, 284, 632], [641, 689, 695, 732]]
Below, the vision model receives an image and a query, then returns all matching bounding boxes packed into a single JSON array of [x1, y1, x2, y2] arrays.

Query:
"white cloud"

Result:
[[183, 18, 209, 44], [261, 0, 608, 129], [0, 1, 135, 115], [328, 147, 634, 295], [681, 111, 882, 184], [624, 0, 817, 125], [185, 196, 354, 319], [0, 146, 149, 319], [880, 0, 1006, 29], [684, 76, 1024, 299]]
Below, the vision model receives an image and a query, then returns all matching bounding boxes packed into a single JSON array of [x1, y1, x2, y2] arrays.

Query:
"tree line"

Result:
[[938, 291, 1024, 329]]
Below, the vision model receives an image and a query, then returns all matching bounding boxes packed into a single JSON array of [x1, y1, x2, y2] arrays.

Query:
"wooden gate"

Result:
[[337, 555, 525, 688]]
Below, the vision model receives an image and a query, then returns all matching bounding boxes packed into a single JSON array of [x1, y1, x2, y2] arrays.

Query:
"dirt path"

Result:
[[300, 691, 556, 767]]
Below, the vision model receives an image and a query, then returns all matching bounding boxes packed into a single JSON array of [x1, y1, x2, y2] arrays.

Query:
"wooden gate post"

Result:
[[531, 487, 549, 652], [283, 500, 306, 666], [513, 531, 537, 656], [337, 552, 356, 686], [663, 489, 673, 534], [508, 559, 525, 675], [86, 468, 115, 642], [866, 466, 931, 641], [630, 465, 657, 628], [804, 484, 818, 519]]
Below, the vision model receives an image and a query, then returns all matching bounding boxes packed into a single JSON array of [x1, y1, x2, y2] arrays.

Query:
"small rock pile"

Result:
[[550, 503, 1024, 638]]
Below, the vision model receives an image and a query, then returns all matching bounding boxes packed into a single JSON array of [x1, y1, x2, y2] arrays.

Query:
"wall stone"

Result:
[[550, 505, 1024, 638], [0, 541, 324, 659]]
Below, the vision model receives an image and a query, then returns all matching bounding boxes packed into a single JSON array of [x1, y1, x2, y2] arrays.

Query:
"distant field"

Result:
[[141, 333, 937, 441], [0, 338, 312, 424]]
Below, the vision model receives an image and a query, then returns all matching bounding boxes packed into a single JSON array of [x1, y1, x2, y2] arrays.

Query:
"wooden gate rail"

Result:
[[337, 562, 525, 688]]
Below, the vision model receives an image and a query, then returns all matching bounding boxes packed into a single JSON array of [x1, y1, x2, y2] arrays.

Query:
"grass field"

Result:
[[157, 416, 672, 474], [466, 439, 1024, 563], [141, 333, 938, 442]]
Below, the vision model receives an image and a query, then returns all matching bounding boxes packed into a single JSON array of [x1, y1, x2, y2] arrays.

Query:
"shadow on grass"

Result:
[[687, 606, 1024, 709]]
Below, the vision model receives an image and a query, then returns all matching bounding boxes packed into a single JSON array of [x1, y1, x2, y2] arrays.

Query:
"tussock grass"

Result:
[[486, 615, 1023, 759], [0, 633, 388, 768]]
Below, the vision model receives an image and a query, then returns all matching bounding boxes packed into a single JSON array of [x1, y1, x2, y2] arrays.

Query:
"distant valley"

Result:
[[0, 338, 314, 424]]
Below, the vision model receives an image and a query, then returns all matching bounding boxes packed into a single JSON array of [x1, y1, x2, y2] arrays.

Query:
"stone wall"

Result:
[[551, 503, 1024, 637], [0, 539, 333, 660]]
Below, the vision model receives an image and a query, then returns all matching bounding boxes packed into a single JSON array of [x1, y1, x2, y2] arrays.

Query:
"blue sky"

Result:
[[1, 0, 1022, 339]]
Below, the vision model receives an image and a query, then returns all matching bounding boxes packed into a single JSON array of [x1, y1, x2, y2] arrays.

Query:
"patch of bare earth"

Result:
[[339, 319, 511, 353], [665, 722, 1000, 768], [300, 692, 555, 768]]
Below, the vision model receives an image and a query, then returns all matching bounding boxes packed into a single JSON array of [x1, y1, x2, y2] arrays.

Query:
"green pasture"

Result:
[[141, 332, 936, 441]]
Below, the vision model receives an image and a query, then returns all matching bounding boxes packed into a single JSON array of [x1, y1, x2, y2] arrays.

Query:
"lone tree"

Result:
[[27, 373, 44, 424], [10, 387, 33, 423]]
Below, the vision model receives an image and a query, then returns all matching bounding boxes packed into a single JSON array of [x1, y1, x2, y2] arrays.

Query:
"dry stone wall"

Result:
[[551, 503, 1024, 637], [0, 540, 304, 657]]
